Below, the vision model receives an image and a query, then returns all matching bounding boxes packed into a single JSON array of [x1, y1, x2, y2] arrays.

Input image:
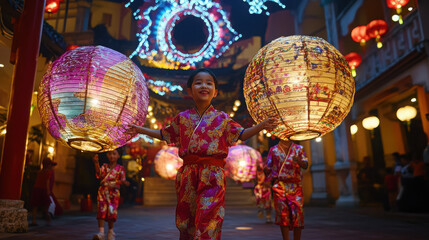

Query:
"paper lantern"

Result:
[[66, 45, 79, 51], [396, 106, 417, 121], [45, 0, 60, 14], [351, 26, 370, 46], [362, 116, 380, 130], [244, 35, 355, 141], [38, 46, 149, 152], [154, 146, 183, 180], [225, 145, 261, 182], [350, 124, 358, 135], [344, 52, 362, 77], [387, 0, 409, 24], [366, 20, 388, 48]]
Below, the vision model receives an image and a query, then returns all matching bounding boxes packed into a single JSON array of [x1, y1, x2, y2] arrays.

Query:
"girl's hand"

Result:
[[261, 117, 278, 131], [126, 124, 140, 135]]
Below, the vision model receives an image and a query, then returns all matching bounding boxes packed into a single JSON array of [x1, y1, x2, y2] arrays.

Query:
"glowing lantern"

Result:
[[351, 26, 370, 46], [38, 46, 149, 152], [396, 105, 417, 122], [366, 20, 388, 48], [45, 0, 60, 14], [225, 145, 261, 182], [66, 45, 79, 51], [350, 124, 358, 135], [362, 116, 380, 130], [344, 52, 362, 77], [244, 35, 355, 141], [154, 146, 183, 180], [387, 0, 409, 24]]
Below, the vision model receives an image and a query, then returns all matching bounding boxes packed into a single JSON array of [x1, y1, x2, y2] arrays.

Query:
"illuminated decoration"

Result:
[[131, 134, 154, 144], [387, 0, 409, 24], [127, 0, 241, 69], [147, 79, 183, 96], [344, 52, 362, 77], [45, 0, 60, 14], [396, 105, 417, 122], [350, 124, 358, 135], [243, 0, 286, 16], [66, 45, 79, 51], [362, 116, 380, 130], [225, 145, 261, 182], [154, 146, 183, 180], [38, 46, 149, 152], [366, 20, 388, 48], [244, 36, 355, 141], [351, 26, 370, 47]]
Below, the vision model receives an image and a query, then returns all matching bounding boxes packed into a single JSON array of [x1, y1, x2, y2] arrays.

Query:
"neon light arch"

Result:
[[127, 0, 242, 68]]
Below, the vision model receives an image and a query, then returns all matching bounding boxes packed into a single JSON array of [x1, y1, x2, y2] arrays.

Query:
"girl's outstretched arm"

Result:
[[239, 117, 277, 141], [127, 124, 162, 140]]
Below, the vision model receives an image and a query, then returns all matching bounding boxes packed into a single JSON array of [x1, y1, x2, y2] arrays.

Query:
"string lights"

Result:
[[243, 0, 286, 15]]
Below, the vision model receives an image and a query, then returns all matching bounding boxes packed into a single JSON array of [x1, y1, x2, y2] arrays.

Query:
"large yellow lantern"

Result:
[[244, 36, 355, 141], [38, 46, 149, 152]]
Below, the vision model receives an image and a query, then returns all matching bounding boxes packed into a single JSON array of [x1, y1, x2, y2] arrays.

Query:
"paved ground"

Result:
[[0, 205, 428, 239]]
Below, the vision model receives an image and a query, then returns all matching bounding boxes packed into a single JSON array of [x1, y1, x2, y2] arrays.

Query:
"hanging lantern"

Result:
[[351, 26, 370, 46], [344, 52, 362, 77], [66, 45, 79, 51], [366, 20, 388, 48], [38, 46, 149, 152], [45, 0, 60, 14], [362, 116, 380, 130], [350, 124, 358, 135], [225, 145, 261, 182], [154, 146, 183, 180], [396, 105, 417, 121], [244, 35, 355, 141], [387, 0, 409, 24]]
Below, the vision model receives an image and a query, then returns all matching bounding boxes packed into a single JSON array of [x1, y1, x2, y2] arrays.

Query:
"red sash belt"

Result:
[[182, 154, 225, 168]]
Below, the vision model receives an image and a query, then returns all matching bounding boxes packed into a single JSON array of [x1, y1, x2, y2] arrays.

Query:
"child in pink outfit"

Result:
[[92, 149, 129, 240]]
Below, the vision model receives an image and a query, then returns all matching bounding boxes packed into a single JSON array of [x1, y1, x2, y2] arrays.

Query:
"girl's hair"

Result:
[[187, 68, 218, 89]]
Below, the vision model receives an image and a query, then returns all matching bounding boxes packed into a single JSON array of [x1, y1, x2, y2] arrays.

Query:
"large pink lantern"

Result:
[[225, 145, 261, 182], [38, 46, 149, 152], [244, 36, 355, 141], [154, 146, 183, 180]]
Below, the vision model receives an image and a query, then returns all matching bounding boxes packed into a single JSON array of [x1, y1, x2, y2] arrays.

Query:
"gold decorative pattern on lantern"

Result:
[[244, 36, 355, 141]]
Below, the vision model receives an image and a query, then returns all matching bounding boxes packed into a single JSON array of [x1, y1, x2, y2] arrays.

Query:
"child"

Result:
[[92, 149, 129, 240], [30, 157, 57, 226], [128, 68, 277, 240], [264, 139, 308, 240], [254, 168, 272, 223]]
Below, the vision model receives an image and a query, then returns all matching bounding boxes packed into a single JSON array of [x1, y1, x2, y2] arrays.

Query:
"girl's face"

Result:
[[107, 150, 120, 164], [187, 72, 218, 104]]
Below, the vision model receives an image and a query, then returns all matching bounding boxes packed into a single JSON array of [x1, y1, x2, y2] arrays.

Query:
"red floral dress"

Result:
[[162, 105, 244, 240], [266, 143, 308, 229], [96, 164, 126, 222]]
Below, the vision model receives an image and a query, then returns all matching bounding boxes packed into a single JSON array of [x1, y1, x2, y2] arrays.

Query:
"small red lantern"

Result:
[[351, 26, 370, 46], [45, 0, 60, 14], [366, 20, 388, 48], [344, 52, 362, 77], [386, 0, 409, 24], [66, 45, 79, 51]]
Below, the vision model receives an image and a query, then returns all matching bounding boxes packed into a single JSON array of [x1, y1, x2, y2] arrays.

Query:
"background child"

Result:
[[128, 68, 276, 240], [264, 139, 308, 240], [254, 168, 272, 223], [92, 149, 129, 240], [30, 157, 57, 226]]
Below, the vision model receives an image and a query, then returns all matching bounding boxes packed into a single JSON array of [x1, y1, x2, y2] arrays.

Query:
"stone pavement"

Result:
[[0, 205, 428, 240]]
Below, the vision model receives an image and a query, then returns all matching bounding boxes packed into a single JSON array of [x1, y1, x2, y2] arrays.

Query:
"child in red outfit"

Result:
[[128, 68, 277, 240], [92, 149, 129, 240], [265, 139, 308, 240]]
